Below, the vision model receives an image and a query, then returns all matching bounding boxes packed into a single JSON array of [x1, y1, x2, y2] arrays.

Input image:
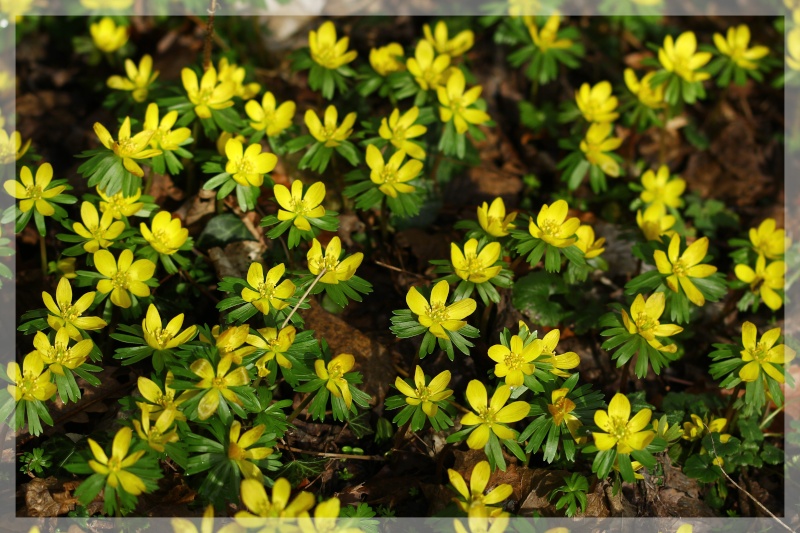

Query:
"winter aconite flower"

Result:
[[654, 234, 717, 306], [309, 21, 357, 70], [247, 326, 296, 375], [423, 21, 474, 56], [575, 226, 605, 259], [137, 372, 187, 422], [42, 277, 107, 340], [451, 239, 503, 283], [307, 236, 364, 284], [592, 393, 655, 454], [90, 17, 128, 53], [227, 421, 273, 481], [133, 405, 178, 453], [738, 322, 795, 383], [526, 13, 572, 52], [7, 352, 56, 402], [477, 198, 516, 237], [406, 280, 477, 340], [682, 414, 728, 442], [315, 354, 356, 409], [538, 329, 581, 378], [33, 328, 93, 376], [191, 356, 250, 420], [460, 381, 529, 449], [394, 366, 453, 417], [87, 427, 147, 495], [4, 163, 65, 216], [93, 117, 161, 177], [621, 293, 684, 353], [487, 335, 542, 387], [94, 248, 156, 308], [98, 187, 143, 219], [274, 180, 327, 231], [217, 57, 261, 100], [365, 144, 423, 198], [658, 31, 712, 82], [107, 55, 159, 103], [142, 304, 197, 351], [304, 105, 356, 148], [548, 388, 584, 442], [73, 201, 125, 253], [713, 24, 769, 70], [640, 165, 686, 209], [575, 81, 619, 124], [528, 199, 580, 248], [241, 262, 296, 315], [245, 92, 296, 137], [370, 43, 405, 76], [407, 40, 452, 91], [378, 107, 428, 160], [143, 103, 191, 152], [636, 204, 675, 242], [735, 255, 785, 311], [181, 66, 235, 119], [788, 28, 800, 71], [236, 478, 314, 519], [448, 461, 512, 515], [438, 69, 491, 134], [0, 129, 31, 163], [580, 122, 622, 177], [225, 138, 278, 188], [624, 69, 665, 109], [749, 218, 788, 259], [141, 211, 189, 255]]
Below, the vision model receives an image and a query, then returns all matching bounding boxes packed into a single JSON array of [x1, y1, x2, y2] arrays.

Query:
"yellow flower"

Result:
[[592, 393, 655, 454], [0, 129, 31, 163], [575, 225, 605, 259], [407, 39, 452, 91], [448, 461, 512, 515], [107, 55, 159, 103], [296, 497, 344, 533], [133, 405, 178, 453], [236, 478, 314, 520], [227, 421, 273, 482], [73, 201, 125, 253], [51, 257, 78, 280], [309, 21, 357, 70], [787, 28, 800, 71], [137, 372, 187, 422], [575, 81, 619, 124], [171, 505, 227, 533], [547, 388, 584, 442], [580, 122, 623, 177], [274, 180, 327, 231], [658, 31, 712, 82], [315, 354, 355, 409], [525, 13, 572, 52], [613, 459, 645, 479], [423, 21, 474, 56], [142, 304, 197, 351], [33, 327, 93, 376], [245, 92, 296, 137], [216, 132, 246, 157], [307, 236, 364, 284], [487, 335, 542, 387], [190, 356, 250, 420], [93, 117, 161, 177], [508, 0, 541, 17], [406, 280, 477, 339], [621, 293, 684, 353], [80, 0, 133, 8], [370, 43, 405, 76], [682, 413, 728, 442], [87, 427, 147, 495], [365, 144, 423, 197], [453, 514, 510, 533], [654, 234, 717, 306], [713, 25, 769, 70], [735, 255, 785, 311], [4, 163, 65, 216], [241, 262, 296, 315], [749, 218, 788, 259], [460, 381, 529, 449], [90, 17, 128, 53], [379, 107, 428, 160], [94, 248, 156, 308], [42, 277, 106, 340], [181, 66, 235, 119], [143, 103, 191, 152], [304, 105, 356, 148], [640, 165, 685, 209], [224, 138, 278, 188], [7, 352, 56, 402], [624, 69, 666, 110], [636, 204, 675, 242], [217, 57, 261, 100], [438, 69, 491, 135], [141, 211, 188, 255], [451, 239, 503, 283], [394, 365, 453, 417], [738, 322, 796, 383], [538, 329, 581, 378], [477, 198, 516, 237], [210, 325, 258, 365], [0, 0, 33, 20], [528, 199, 580, 248], [98, 187, 143, 219], [247, 326, 296, 376]]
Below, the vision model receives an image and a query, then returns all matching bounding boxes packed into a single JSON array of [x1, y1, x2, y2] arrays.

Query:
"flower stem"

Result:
[[287, 393, 315, 423], [281, 267, 327, 329], [39, 233, 48, 279], [391, 419, 412, 452]]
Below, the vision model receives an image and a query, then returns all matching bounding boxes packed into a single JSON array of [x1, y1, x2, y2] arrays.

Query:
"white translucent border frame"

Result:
[[0, 0, 796, 531]]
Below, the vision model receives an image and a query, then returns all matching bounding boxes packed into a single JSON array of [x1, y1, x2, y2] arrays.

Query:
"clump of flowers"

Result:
[[710, 24, 770, 85], [654, 31, 712, 104], [107, 55, 159, 103]]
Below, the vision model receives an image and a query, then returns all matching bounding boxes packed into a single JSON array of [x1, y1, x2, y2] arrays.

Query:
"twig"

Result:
[[373, 260, 428, 280], [276, 443, 385, 461], [202, 0, 218, 71], [281, 267, 327, 329]]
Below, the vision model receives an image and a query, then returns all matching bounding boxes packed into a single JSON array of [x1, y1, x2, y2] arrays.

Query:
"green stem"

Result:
[[619, 358, 632, 394], [287, 393, 315, 423], [281, 267, 327, 329], [143, 169, 154, 196], [760, 404, 784, 430], [39, 233, 48, 278]]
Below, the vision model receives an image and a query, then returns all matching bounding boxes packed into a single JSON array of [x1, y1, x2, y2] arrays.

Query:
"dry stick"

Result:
[[703, 422, 793, 532], [202, 0, 218, 72], [281, 267, 327, 329], [276, 444, 385, 461]]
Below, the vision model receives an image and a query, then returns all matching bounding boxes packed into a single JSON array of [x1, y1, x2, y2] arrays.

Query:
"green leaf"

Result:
[[196, 214, 254, 249], [512, 271, 569, 327]]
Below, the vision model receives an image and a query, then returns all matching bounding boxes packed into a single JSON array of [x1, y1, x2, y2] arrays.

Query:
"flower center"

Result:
[[151, 327, 174, 349], [503, 351, 523, 371], [289, 197, 311, 217], [212, 376, 227, 390], [60, 302, 80, 322], [328, 363, 344, 380], [634, 312, 658, 333], [380, 168, 399, 185], [256, 280, 276, 300], [198, 87, 214, 105], [114, 138, 137, 157], [236, 157, 254, 175], [228, 441, 246, 461], [322, 254, 340, 272], [111, 270, 130, 290], [548, 396, 576, 426], [427, 302, 449, 324], [312, 46, 339, 69], [25, 184, 44, 201], [671, 259, 688, 277], [539, 219, 560, 237], [415, 385, 432, 402], [478, 407, 498, 426], [609, 416, 630, 441], [749, 343, 770, 364]]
